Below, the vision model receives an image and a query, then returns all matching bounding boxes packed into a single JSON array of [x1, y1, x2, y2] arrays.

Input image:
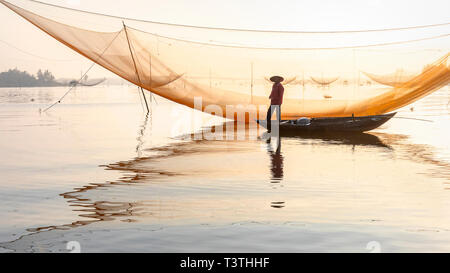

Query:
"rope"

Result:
[[128, 26, 450, 50], [0, 39, 77, 62], [151, 93, 158, 105], [393, 116, 434, 123], [5, 0, 450, 50], [42, 30, 121, 112], [19, 0, 450, 34]]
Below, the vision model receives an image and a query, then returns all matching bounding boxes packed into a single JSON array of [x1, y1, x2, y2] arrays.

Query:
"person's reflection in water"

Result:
[[267, 135, 283, 183], [267, 136, 285, 209]]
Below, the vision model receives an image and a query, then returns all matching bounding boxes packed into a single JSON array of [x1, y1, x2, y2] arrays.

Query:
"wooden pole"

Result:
[[302, 71, 305, 99], [123, 21, 149, 113], [149, 53, 152, 104], [302, 71, 305, 112], [250, 62, 254, 104], [209, 68, 212, 89]]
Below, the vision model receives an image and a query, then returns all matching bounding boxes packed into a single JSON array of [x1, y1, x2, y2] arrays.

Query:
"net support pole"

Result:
[[149, 53, 153, 105], [123, 21, 149, 113], [209, 68, 212, 89], [250, 62, 254, 104], [302, 71, 305, 113], [302, 71, 305, 98]]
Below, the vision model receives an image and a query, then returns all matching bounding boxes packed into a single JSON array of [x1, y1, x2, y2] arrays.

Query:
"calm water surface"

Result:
[[0, 85, 449, 252]]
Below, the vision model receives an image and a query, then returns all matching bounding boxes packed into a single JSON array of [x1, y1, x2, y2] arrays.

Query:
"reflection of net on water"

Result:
[[2, 0, 450, 119]]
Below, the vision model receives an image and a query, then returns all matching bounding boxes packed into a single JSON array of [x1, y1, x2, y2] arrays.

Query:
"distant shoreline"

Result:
[[0, 68, 62, 88], [0, 83, 64, 88]]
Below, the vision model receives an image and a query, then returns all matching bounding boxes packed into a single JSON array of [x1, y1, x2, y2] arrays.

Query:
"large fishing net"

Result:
[[2, 0, 450, 120]]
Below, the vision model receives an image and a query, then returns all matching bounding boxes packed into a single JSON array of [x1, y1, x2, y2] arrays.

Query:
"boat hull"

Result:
[[257, 113, 396, 133]]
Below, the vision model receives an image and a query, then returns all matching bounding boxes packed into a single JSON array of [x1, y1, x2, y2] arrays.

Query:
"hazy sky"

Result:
[[0, 0, 449, 78]]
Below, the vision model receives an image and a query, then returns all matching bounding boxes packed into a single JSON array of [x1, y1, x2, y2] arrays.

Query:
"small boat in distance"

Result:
[[257, 113, 396, 133]]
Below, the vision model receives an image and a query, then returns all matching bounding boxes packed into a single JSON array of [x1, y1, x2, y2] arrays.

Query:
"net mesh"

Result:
[[362, 70, 419, 87], [2, 0, 450, 119]]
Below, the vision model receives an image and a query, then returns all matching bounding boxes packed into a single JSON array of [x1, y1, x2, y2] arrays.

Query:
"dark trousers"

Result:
[[266, 105, 281, 133]]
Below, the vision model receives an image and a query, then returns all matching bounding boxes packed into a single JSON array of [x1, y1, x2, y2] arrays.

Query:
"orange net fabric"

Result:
[[2, 0, 450, 119], [361, 70, 417, 87]]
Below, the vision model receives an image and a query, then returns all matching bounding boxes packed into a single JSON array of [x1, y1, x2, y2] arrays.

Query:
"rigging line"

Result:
[[0, 39, 78, 62], [392, 116, 434, 122], [128, 30, 151, 111], [18, 0, 450, 34], [127, 26, 450, 50], [123, 22, 149, 113], [151, 92, 158, 105], [148, 53, 156, 107], [42, 30, 121, 112], [147, 53, 158, 106]]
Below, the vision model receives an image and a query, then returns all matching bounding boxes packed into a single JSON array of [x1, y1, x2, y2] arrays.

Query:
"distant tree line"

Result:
[[0, 68, 62, 87]]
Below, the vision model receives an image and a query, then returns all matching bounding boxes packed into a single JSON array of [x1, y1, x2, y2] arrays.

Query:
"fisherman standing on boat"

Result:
[[266, 76, 285, 134]]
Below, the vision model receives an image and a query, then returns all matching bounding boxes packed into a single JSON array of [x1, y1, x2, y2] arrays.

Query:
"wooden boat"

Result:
[[257, 112, 396, 133]]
